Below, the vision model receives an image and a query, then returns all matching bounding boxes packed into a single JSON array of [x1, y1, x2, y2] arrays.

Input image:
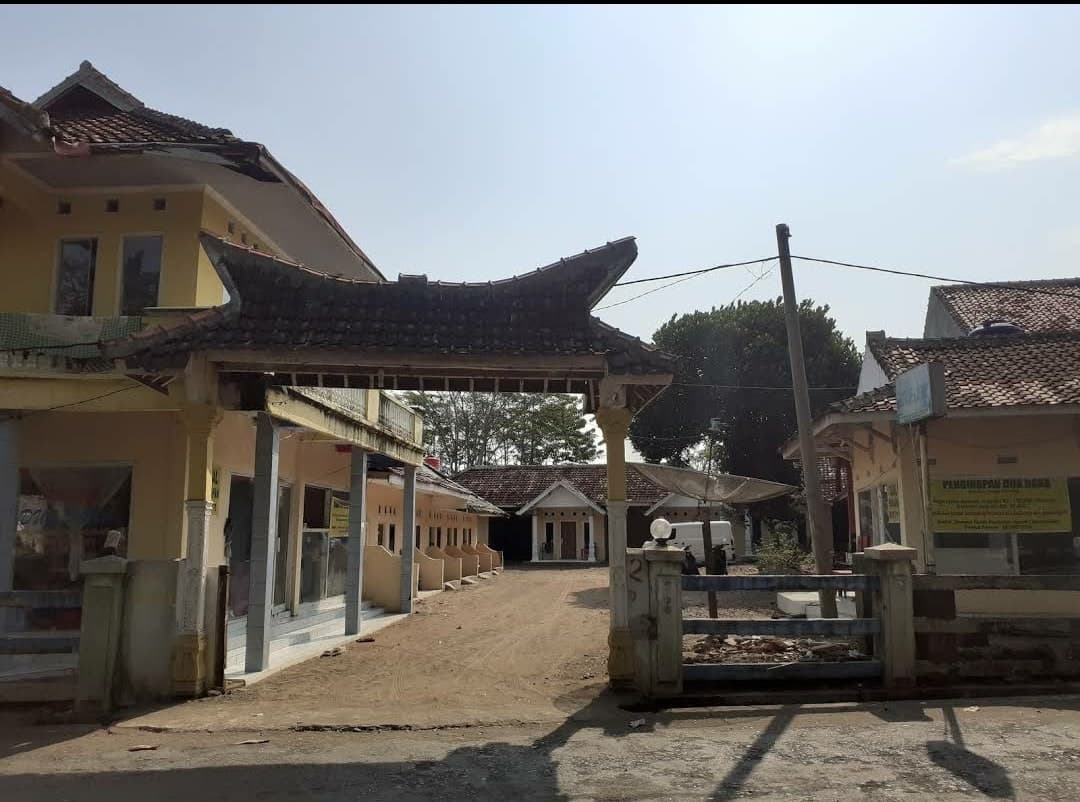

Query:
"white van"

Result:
[[666, 520, 734, 567]]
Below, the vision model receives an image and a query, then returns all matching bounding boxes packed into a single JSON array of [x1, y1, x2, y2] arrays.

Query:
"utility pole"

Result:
[[776, 223, 838, 618], [700, 432, 718, 618]]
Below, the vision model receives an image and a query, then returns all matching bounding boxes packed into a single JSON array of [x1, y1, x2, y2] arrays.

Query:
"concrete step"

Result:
[[226, 602, 381, 652], [226, 608, 394, 674]]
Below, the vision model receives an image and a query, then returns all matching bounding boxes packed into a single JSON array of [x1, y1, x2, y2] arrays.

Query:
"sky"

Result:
[[4, 5, 1080, 348]]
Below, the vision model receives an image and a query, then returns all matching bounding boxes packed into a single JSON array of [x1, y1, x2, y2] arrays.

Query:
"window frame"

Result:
[[119, 233, 165, 315], [53, 237, 99, 316]]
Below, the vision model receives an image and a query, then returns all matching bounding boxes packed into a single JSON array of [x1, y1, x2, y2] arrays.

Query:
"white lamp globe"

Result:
[[649, 517, 672, 541]]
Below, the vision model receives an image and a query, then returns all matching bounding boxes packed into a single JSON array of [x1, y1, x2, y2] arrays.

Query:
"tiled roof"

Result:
[[30, 61, 234, 147], [50, 102, 236, 146], [395, 465, 505, 516], [837, 333, 1080, 413], [931, 279, 1080, 334], [109, 234, 674, 376], [452, 464, 670, 509]]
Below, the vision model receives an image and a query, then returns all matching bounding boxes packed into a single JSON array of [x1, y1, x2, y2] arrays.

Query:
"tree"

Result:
[[401, 392, 598, 473], [629, 298, 860, 518]]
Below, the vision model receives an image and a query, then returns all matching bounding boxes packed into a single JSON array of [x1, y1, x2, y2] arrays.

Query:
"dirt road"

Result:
[[122, 566, 612, 732], [4, 697, 1080, 800]]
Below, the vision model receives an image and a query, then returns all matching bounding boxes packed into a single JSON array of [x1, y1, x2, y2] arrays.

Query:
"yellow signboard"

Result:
[[930, 477, 1072, 534], [329, 496, 350, 537]]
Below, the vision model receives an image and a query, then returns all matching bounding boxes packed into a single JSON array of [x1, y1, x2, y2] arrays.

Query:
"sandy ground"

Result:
[[119, 566, 612, 732]]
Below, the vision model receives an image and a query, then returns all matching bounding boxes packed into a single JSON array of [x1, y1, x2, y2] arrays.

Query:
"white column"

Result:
[[344, 446, 368, 635], [399, 465, 417, 613], [596, 404, 633, 686], [0, 420, 17, 631], [246, 413, 280, 673], [173, 406, 218, 697], [531, 513, 540, 562], [588, 515, 598, 562]]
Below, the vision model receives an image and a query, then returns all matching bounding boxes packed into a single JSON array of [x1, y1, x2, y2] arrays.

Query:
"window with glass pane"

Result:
[[121, 235, 163, 314], [55, 239, 98, 315], [13, 467, 131, 631]]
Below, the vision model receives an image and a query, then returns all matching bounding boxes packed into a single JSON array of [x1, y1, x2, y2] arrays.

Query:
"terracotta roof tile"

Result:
[[838, 333, 1080, 413], [50, 104, 235, 146], [452, 464, 669, 509], [932, 279, 1080, 334]]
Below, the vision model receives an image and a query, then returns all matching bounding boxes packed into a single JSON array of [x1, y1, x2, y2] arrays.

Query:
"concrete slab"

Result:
[[777, 591, 857, 618]]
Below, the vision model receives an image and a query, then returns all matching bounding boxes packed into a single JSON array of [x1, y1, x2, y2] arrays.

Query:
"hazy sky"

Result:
[[4, 5, 1080, 347]]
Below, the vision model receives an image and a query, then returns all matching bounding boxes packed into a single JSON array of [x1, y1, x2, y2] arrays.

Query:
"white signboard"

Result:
[[896, 362, 946, 425]]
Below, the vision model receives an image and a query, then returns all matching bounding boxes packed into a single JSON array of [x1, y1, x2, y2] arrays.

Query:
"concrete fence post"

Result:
[[865, 543, 917, 688], [77, 555, 128, 712], [627, 542, 684, 697]]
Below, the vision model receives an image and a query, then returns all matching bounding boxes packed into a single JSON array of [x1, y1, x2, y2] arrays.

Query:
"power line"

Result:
[[613, 257, 775, 287], [1, 382, 143, 421], [0, 340, 103, 354], [792, 255, 1080, 301], [595, 271, 704, 311]]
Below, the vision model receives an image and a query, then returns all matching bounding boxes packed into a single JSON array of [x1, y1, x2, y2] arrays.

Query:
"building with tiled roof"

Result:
[[1, 60, 684, 696], [454, 463, 792, 563], [839, 331, 1080, 415], [3, 60, 382, 281], [924, 278, 1080, 337], [784, 284, 1080, 583]]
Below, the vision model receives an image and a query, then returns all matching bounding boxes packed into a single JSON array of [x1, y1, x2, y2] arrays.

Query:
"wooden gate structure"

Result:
[[680, 573, 882, 682]]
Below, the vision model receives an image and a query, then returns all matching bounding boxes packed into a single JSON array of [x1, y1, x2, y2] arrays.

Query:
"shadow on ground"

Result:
[[5, 693, 1073, 800], [2, 691, 639, 802], [566, 585, 609, 610]]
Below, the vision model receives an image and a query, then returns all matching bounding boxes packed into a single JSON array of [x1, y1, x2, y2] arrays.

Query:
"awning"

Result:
[[632, 463, 794, 506]]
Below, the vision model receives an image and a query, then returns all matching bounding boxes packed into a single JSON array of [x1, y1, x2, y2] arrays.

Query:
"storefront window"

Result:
[[14, 467, 132, 591], [13, 467, 131, 631], [299, 486, 350, 604]]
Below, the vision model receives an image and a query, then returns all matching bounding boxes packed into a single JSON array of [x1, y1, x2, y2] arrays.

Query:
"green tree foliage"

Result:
[[402, 392, 598, 473], [629, 299, 860, 515]]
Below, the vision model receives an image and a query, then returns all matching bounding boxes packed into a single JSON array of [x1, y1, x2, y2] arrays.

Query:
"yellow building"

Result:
[[785, 280, 1080, 613], [0, 62, 508, 697], [1, 63, 678, 701]]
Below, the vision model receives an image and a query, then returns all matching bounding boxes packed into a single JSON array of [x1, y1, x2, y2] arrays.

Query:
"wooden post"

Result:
[[776, 223, 837, 618], [865, 543, 917, 687]]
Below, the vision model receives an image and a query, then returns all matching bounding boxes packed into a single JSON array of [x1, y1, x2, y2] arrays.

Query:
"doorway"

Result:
[[560, 521, 576, 560]]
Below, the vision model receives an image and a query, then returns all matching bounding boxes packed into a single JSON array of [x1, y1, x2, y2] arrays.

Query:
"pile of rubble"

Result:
[[684, 634, 868, 665]]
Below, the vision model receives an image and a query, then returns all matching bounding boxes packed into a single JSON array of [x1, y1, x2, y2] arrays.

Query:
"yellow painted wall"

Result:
[[17, 410, 187, 560], [0, 166, 204, 314], [851, 415, 1080, 495], [956, 589, 1080, 617], [197, 191, 286, 307]]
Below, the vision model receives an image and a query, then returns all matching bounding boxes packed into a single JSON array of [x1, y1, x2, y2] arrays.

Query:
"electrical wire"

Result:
[[613, 257, 775, 287], [1, 382, 143, 421], [595, 272, 706, 311], [0, 340, 103, 354], [792, 255, 1080, 301]]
